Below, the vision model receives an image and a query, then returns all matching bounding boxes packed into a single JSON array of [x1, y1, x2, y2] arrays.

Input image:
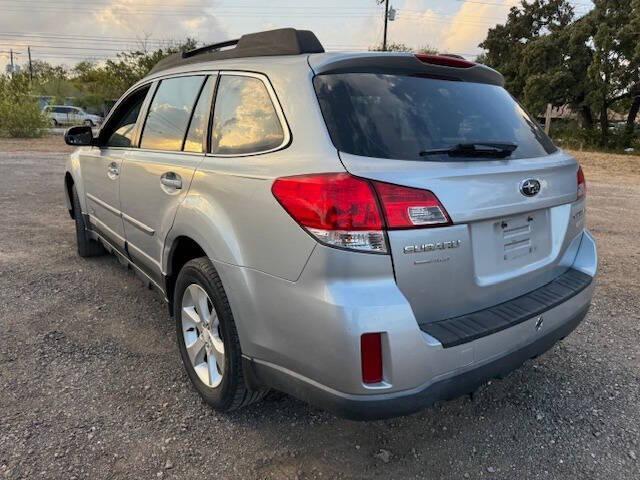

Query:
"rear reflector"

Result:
[[415, 53, 475, 69], [577, 165, 586, 199], [361, 333, 383, 384], [372, 181, 451, 229]]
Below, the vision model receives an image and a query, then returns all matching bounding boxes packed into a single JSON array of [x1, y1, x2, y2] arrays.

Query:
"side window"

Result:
[[211, 75, 285, 155], [183, 75, 216, 153], [140, 76, 204, 151], [102, 86, 150, 148]]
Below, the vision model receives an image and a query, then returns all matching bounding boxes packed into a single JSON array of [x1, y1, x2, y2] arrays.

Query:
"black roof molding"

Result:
[[149, 28, 324, 74]]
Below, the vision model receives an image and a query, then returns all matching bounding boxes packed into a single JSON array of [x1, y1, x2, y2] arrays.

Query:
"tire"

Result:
[[51, 119, 58, 127], [71, 184, 105, 257], [174, 257, 267, 412], [84, 120, 94, 127]]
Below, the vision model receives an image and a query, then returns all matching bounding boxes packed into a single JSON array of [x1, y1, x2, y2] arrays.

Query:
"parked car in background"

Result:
[[62, 28, 597, 420], [44, 105, 103, 127], [609, 121, 640, 134]]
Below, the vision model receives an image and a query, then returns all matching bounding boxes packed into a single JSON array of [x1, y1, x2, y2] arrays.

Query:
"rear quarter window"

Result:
[[210, 75, 285, 155]]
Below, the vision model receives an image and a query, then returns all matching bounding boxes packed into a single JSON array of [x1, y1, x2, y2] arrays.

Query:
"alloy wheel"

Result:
[[181, 284, 225, 388]]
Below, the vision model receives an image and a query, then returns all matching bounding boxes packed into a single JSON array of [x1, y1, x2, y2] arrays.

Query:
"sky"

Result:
[[0, 0, 595, 70]]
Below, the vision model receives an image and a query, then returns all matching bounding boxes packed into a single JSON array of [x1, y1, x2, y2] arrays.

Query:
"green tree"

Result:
[[587, 0, 637, 145], [480, 0, 639, 147], [619, 0, 640, 140], [71, 38, 199, 102], [0, 74, 48, 137], [480, 0, 575, 98], [520, 14, 595, 128], [369, 42, 412, 52], [417, 45, 438, 54]]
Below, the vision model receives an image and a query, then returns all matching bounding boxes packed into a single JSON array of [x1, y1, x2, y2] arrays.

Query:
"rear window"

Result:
[[313, 74, 556, 161]]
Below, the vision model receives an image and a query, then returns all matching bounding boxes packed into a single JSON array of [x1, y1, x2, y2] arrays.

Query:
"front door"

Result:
[[81, 148, 126, 250], [119, 74, 215, 284], [82, 84, 151, 252]]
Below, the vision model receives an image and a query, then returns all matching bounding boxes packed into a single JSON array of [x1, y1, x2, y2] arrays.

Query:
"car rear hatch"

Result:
[[311, 54, 585, 326]]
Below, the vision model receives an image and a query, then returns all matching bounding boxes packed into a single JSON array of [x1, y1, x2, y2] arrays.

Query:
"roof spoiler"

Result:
[[149, 28, 325, 75]]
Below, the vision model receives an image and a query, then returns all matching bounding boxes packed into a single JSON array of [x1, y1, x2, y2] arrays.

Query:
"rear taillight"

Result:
[[361, 333, 383, 384], [272, 173, 450, 253], [577, 165, 586, 199], [372, 180, 451, 229], [271, 173, 386, 253]]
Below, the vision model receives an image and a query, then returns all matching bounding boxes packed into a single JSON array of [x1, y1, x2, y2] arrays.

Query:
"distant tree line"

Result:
[[10, 38, 197, 114], [0, 39, 197, 137], [479, 0, 640, 148]]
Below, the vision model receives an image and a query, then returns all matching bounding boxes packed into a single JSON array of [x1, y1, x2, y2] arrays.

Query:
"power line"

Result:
[[454, 0, 593, 6], [0, 32, 183, 44], [0, 43, 149, 52]]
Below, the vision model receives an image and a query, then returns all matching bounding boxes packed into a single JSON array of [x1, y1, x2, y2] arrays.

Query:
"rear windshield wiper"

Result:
[[419, 142, 518, 159]]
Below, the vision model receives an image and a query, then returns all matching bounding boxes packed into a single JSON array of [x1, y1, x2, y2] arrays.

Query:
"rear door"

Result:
[[69, 107, 80, 125], [54, 107, 67, 125], [314, 72, 585, 323], [119, 74, 215, 284]]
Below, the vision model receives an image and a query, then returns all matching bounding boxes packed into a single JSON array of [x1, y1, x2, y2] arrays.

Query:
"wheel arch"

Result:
[[64, 150, 87, 220], [64, 172, 75, 219], [164, 235, 208, 314]]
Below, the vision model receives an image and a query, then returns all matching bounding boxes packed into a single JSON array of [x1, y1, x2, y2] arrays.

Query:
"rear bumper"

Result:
[[240, 230, 597, 420], [249, 302, 590, 420], [419, 267, 592, 348]]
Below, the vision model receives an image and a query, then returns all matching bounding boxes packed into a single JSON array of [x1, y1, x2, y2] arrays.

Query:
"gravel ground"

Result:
[[1, 138, 639, 479]]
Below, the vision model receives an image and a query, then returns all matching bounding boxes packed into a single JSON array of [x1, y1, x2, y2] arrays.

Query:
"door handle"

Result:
[[160, 172, 182, 190], [107, 162, 119, 180]]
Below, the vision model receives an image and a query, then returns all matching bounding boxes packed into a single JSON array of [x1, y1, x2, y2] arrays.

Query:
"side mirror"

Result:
[[64, 125, 94, 146]]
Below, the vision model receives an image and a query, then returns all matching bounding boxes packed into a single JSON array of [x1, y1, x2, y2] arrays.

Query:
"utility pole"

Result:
[[9, 48, 14, 78], [382, 0, 389, 51], [28, 46, 33, 82], [544, 103, 553, 135]]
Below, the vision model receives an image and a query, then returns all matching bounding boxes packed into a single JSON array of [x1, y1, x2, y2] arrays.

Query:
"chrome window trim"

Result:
[[205, 70, 292, 158], [98, 70, 211, 137], [99, 70, 290, 158], [96, 82, 154, 146]]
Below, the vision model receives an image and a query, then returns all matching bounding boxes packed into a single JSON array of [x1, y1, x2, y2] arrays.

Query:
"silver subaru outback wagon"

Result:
[[63, 28, 597, 420]]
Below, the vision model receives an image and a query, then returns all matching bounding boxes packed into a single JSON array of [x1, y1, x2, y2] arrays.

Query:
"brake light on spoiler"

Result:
[[272, 173, 451, 253], [414, 53, 475, 69]]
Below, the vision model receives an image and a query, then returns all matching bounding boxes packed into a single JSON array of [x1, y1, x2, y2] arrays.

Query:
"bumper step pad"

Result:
[[420, 268, 593, 348]]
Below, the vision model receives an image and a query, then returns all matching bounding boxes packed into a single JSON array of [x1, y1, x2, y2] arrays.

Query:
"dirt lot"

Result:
[[1, 137, 639, 479]]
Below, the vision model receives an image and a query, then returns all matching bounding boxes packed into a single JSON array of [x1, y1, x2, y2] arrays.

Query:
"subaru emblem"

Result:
[[520, 179, 541, 197]]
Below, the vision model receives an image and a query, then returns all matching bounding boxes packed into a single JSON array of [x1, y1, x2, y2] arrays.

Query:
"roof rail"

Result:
[[149, 28, 325, 74], [181, 38, 240, 59]]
